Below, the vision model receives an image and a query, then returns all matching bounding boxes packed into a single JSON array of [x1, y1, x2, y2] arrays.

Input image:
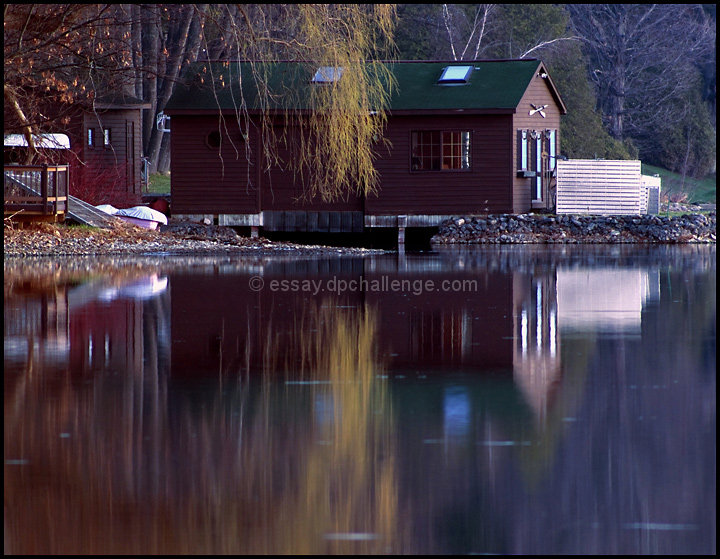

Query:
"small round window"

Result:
[[205, 130, 221, 149]]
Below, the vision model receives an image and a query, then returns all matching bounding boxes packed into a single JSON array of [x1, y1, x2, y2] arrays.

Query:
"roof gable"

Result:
[[165, 60, 564, 114]]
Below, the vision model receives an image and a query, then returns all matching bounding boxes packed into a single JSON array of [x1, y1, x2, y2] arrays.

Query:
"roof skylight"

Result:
[[438, 65, 474, 84], [311, 66, 344, 84]]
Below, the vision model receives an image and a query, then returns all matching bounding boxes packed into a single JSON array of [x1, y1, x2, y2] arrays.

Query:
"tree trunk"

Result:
[[609, 75, 625, 139], [131, 4, 143, 99], [141, 7, 159, 156], [158, 133, 171, 174], [147, 4, 196, 170]]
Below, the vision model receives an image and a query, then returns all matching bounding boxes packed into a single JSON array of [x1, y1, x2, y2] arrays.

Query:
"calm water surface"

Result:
[[4, 245, 716, 555]]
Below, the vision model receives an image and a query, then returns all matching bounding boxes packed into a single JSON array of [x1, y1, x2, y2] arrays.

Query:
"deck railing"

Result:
[[4, 164, 69, 219]]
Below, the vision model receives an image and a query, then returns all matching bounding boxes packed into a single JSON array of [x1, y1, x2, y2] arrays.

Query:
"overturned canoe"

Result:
[[97, 205, 168, 230]]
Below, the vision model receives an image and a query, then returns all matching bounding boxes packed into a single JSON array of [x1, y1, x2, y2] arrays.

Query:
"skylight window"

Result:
[[438, 65, 474, 85], [311, 66, 344, 84]]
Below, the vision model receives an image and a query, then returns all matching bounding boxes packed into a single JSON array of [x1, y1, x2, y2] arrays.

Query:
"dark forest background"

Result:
[[394, 4, 715, 181]]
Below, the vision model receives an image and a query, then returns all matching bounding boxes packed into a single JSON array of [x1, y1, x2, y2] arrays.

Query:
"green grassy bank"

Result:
[[642, 164, 716, 204], [146, 172, 171, 195]]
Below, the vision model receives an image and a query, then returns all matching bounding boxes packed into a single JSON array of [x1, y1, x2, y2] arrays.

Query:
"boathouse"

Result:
[[164, 60, 566, 233]]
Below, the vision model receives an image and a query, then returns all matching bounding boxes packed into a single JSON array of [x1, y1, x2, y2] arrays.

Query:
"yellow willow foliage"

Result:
[[255, 302, 401, 554], [199, 5, 396, 201], [192, 303, 402, 554], [281, 4, 397, 203], [4, 296, 407, 554]]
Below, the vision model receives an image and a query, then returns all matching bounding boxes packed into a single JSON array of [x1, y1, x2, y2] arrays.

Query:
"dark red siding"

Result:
[[68, 108, 145, 206], [170, 113, 519, 217], [170, 116, 259, 215], [367, 114, 514, 215], [259, 125, 363, 212]]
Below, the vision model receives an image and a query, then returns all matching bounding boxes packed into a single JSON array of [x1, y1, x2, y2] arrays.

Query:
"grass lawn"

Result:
[[642, 164, 716, 204], [146, 172, 171, 194]]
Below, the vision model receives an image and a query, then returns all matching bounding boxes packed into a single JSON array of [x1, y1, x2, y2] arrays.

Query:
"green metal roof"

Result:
[[165, 59, 556, 113], [389, 60, 543, 110]]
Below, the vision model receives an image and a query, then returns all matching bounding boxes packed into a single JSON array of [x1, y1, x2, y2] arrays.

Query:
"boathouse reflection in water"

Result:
[[4, 246, 714, 555]]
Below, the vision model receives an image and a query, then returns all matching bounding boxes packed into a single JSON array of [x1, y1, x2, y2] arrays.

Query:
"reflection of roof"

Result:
[[4, 133, 70, 149], [166, 59, 566, 114]]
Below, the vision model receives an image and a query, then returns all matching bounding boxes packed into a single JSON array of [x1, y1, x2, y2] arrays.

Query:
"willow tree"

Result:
[[4, 4, 397, 200], [198, 4, 398, 203], [290, 4, 397, 202]]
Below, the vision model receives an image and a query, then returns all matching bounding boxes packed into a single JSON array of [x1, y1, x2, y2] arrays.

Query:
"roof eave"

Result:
[[165, 107, 518, 116]]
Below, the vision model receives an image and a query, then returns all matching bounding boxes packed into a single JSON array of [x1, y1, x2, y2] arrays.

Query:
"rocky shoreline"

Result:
[[4, 205, 717, 258], [2, 218, 384, 258], [431, 211, 716, 245]]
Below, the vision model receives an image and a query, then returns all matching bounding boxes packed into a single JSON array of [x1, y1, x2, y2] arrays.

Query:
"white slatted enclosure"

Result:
[[556, 160, 647, 215]]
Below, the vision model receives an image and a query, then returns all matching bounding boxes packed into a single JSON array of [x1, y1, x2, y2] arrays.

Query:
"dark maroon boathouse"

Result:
[[164, 60, 566, 236]]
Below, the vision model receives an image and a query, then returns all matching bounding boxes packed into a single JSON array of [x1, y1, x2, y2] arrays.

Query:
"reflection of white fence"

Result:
[[556, 268, 660, 333], [556, 160, 660, 215]]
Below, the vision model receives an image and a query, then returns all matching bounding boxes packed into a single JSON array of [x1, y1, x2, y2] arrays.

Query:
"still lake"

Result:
[[4, 244, 716, 555]]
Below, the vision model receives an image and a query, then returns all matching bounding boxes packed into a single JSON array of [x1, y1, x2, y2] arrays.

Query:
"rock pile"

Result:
[[431, 212, 716, 245]]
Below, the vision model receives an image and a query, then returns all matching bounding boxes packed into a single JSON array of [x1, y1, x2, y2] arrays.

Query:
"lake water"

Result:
[[4, 244, 716, 555]]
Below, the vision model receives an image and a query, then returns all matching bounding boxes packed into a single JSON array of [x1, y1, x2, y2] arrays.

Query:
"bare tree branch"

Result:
[[519, 36, 581, 59]]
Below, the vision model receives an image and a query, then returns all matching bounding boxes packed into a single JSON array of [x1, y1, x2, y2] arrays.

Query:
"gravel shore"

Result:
[[3, 218, 382, 258], [4, 204, 716, 258]]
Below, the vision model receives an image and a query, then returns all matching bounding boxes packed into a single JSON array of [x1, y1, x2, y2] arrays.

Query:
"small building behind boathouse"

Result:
[[4, 93, 150, 223], [164, 59, 567, 232]]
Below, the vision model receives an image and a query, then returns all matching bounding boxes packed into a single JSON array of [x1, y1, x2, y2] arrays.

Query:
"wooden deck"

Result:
[[4, 164, 69, 222]]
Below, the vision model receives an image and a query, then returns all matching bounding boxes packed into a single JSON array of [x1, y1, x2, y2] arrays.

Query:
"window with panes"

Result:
[[411, 131, 471, 171]]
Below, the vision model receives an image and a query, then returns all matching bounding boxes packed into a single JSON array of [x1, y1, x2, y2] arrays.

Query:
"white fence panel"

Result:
[[556, 160, 644, 215]]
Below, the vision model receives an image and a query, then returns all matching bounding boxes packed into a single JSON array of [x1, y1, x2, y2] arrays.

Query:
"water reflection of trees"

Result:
[[5, 246, 715, 554], [4, 297, 405, 554]]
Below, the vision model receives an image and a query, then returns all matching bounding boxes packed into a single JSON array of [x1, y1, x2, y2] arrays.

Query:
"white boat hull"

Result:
[[116, 215, 161, 230]]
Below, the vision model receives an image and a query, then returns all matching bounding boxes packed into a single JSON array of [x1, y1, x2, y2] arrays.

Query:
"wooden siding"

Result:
[[81, 109, 144, 201], [556, 160, 643, 215], [366, 114, 514, 215], [171, 113, 518, 217], [168, 65, 567, 220], [170, 116, 259, 215], [512, 72, 562, 213], [259, 126, 362, 212]]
